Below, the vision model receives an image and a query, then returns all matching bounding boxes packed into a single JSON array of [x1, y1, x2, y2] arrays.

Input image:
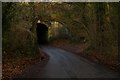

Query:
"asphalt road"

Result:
[[18, 46, 119, 78]]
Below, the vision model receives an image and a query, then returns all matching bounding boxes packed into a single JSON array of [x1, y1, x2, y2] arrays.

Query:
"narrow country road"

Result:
[[18, 46, 119, 78]]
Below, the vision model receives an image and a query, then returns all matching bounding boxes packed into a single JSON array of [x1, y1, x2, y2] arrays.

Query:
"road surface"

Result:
[[17, 46, 119, 78]]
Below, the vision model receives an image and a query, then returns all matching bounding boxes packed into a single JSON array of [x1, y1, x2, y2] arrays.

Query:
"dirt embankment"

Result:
[[2, 48, 49, 79]]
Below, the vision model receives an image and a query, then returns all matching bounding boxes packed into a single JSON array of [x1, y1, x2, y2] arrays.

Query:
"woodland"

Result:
[[2, 2, 119, 78]]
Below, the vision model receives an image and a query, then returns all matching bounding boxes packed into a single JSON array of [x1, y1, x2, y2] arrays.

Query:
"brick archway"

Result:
[[36, 22, 48, 45]]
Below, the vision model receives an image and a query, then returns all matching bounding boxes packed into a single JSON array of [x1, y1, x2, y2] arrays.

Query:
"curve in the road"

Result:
[[17, 46, 119, 78]]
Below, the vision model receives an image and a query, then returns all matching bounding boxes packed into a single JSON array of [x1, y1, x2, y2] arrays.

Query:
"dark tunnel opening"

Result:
[[36, 22, 48, 45]]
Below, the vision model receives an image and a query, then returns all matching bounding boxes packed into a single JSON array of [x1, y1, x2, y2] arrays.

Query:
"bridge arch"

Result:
[[36, 20, 48, 45]]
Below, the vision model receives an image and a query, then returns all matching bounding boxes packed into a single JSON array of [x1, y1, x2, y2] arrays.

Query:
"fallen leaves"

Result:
[[2, 49, 48, 79]]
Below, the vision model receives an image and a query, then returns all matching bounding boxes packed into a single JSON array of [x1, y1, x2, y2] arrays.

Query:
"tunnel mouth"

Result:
[[36, 22, 48, 45]]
